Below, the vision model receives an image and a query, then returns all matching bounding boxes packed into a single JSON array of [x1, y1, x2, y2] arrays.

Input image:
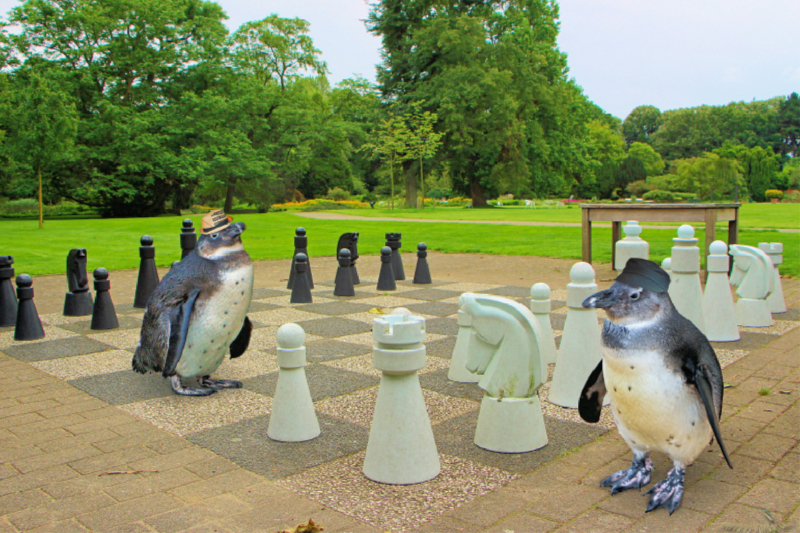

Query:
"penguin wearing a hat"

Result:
[[133, 209, 254, 396], [579, 258, 732, 514]]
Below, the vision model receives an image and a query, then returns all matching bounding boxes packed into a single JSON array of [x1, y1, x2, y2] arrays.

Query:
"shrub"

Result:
[[625, 180, 655, 198], [326, 187, 350, 201], [765, 189, 783, 200], [642, 190, 675, 203], [427, 188, 449, 200], [781, 191, 799, 203]]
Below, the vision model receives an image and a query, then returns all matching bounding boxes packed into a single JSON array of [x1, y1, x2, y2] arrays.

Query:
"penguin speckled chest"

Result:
[[132, 211, 255, 396], [579, 258, 731, 515]]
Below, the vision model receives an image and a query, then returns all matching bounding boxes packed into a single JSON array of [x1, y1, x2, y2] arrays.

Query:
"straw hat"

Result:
[[201, 209, 231, 235]]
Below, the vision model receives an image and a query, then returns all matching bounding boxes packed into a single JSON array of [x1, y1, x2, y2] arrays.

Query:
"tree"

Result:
[[675, 153, 742, 201], [622, 105, 662, 146], [616, 157, 646, 194], [628, 142, 665, 177], [713, 143, 779, 202], [2, 72, 77, 227], [403, 106, 443, 208], [361, 116, 410, 209], [777, 92, 799, 158]]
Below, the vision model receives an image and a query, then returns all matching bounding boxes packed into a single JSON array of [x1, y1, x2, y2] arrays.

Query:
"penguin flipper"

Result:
[[695, 369, 733, 469], [230, 316, 252, 359], [579, 360, 606, 423], [162, 290, 201, 378]]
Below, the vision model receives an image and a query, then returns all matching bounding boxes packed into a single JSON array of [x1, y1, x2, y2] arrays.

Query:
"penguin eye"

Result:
[[630, 291, 640, 300], [210, 233, 219, 239]]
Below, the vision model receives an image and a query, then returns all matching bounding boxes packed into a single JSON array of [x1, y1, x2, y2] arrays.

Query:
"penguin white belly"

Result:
[[602, 347, 711, 465], [175, 264, 254, 379]]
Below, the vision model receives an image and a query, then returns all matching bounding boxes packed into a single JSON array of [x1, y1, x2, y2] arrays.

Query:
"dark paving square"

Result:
[[252, 288, 289, 299], [420, 368, 484, 402], [551, 299, 567, 311], [397, 288, 463, 301], [425, 318, 458, 336], [294, 316, 372, 338], [295, 301, 376, 316], [243, 364, 378, 402], [0, 325, 14, 333], [485, 285, 532, 298], [69, 370, 174, 405], [404, 301, 459, 317], [426, 336, 457, 359], [395, 279, 451, 288], [774, 307, 799, 321], [264, 340, 371, 363], [113, 303, 141, 315], [314, 290, 376, 300], [187, 413, 368, 479], [2, 336, 115, 362], [550, 313, 566, 331], [711, 331, 780, 352], [58, 315, 143, 335], [247, 301, 282, 313], [433, 411, 607, 474]]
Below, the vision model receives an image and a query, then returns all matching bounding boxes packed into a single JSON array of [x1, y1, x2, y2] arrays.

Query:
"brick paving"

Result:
[[0, 254, 797, 532]]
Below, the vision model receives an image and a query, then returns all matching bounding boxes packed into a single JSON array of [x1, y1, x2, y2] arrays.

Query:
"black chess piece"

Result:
[[91, 268, 119, 330], [134, 235, 160, 308], [413, 243, 432, 284], [0, 256, 16, 327], [287, 227, 314, 290], [290, 253, 313, 304], [180, 219, 197, 259], [14, 274, 45, 341], [337, 233, 360, 285], [376, 246, 396, 291], [385, 233, 405, 281], [333, 248, 355, 297], [63, 249, 94, 316]]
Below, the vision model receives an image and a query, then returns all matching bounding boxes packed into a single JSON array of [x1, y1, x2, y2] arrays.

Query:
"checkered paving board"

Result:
[[1, 279, 797, 532]]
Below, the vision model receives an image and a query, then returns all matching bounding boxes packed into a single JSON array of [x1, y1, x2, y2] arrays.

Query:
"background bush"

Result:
[[643, 190, 675, 202]]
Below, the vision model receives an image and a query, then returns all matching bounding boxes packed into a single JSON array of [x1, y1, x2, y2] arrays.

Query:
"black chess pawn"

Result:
[[287, 227, 314, 290], [413, 243, 432, 285], [134, 235, 160, 308], [63, 249, 94, 316], [333, 248, 355, 297], [91, 268, 119, 330], [337, 233, 360, 285], [14, 274, 44, 341], [0, 256, 16, 327], [376, 246, 397, 291], [385, 233, 405, 281], [290, 253, 313, 304], [180, 219, 197, 259]]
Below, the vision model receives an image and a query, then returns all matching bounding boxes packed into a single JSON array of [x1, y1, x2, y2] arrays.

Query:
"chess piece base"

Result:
[[474, 395, 548, 453], [735, 298, 773, 328], [64, 291, 94, 317]]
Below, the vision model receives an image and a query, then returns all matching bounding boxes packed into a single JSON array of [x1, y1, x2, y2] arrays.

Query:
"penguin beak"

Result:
[[583, 287, 623, 309]]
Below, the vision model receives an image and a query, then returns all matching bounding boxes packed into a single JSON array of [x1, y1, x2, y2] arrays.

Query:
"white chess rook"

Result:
[[702, 241, 739, 342], [529, 283, 558, 366], [615, 221, 649, 270], [448, 307, 480, 382], [548, 262, 604, 409], [668, 225, 706, 334], [267, 324, 321, 442], [730, 245, 774, 328], [759, 242, 787, 314], [363, 309, 440, 484]]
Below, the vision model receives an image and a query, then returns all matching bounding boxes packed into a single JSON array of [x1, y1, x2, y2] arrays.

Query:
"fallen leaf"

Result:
[[779, 390, 792, 395], [368, 307, 385, 315], [98, 470, 158, 476], [277, 519, 323, 533]]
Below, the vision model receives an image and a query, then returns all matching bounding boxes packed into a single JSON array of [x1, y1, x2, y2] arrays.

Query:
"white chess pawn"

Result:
[[661, 257, 673, 281], [363, 309, 439, 484], [668, 225, 706, 334], [267, 323, 321, 442], [758, 242, 787, 314], [615, 221, 649, 270], [730, 245, 774, 327], [548, 263, 605, 409], [448, 304, 480, 383], [702, 241, 739, 342], [529, 283, 558, 367]]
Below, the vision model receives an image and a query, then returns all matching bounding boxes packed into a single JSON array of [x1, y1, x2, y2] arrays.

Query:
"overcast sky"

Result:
[[2, 0, 797, 120]]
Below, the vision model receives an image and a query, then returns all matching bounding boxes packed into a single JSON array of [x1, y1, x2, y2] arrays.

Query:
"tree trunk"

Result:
[[224, 180, 237, 213], [470, 178, 488, 207], [390, 152, 394, 210], [419, 156, 424, 209], [38, 165, 43, 229], [404, 161, 417, 208]]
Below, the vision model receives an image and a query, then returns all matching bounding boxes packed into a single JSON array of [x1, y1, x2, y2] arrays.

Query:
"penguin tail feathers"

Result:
[[132, 345, 163, 374]]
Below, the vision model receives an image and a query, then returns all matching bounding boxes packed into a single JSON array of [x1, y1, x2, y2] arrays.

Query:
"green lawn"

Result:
[[4, 212, 797, 278], [334, 203, 800, 229]]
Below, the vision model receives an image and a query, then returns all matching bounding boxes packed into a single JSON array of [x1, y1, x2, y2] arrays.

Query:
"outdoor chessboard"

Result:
[[1, 278, 797, 532]]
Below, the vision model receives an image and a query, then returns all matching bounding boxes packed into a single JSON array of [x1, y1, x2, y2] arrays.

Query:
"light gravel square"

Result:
[[30, 349, 132, 380], [87, 329, 142, 350], [0, 325, 79, 349]]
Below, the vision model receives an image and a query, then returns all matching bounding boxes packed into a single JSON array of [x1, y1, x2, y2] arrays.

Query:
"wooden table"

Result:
[[581, 203, 740, 270]]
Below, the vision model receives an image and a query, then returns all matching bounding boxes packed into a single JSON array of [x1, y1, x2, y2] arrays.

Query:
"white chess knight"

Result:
[[614, 221, 649, 270], [667, 225, 706, 334], [459, 293, 548, 453], [729, 245, 775, 327], [702, 241, 740, 342], [759, 242, 787, 314]]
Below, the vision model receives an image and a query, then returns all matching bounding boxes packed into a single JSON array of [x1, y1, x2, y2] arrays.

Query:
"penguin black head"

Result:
[[196, 222, 246, 259]]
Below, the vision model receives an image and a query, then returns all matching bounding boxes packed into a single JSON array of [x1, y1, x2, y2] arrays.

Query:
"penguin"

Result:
[[579, 258, 732, 514], [132, 209, 254, 396]]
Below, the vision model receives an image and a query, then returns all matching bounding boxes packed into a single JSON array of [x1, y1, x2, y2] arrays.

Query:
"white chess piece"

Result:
[[668, 225, 706, 333], [267, 323, 321, 442], [529, 283, 558, 366], [363, 309, 439, 484], [615, 221, 649, 270], [448, 304, 480, 383], [702, 241, 739, 342], [661, 257, 673, 281], [758, 242, 787, 314], [548, 263, 605, 409], [729, 245, 774, 327]]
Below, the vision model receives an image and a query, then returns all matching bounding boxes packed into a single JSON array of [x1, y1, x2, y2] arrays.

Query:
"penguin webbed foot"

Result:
[[645, 466, 685, 514], [199, 376, 242, 390], [170, 375, 215, 396], [601, 456, 653, 494]]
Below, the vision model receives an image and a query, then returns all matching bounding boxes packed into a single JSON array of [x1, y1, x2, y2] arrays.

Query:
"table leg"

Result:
[[728, 215, 739, 275], [611, 221, 621, 270], [704, 209, 717, 272], [582, 209, 592, 264]]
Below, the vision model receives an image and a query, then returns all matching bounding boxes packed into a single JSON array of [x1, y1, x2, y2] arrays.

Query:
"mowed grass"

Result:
[[4, 212, 797, 278], [337, 203, 800, 229]]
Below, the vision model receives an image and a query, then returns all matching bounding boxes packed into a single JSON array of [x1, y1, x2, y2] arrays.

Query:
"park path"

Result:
[[294, 211, 800, 232]]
